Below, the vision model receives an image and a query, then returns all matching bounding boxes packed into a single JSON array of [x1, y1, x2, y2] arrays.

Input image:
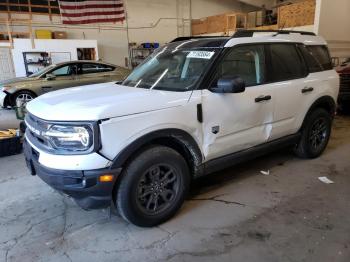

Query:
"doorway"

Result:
[[77, 48, 96, 61], [0, 47, 15, 80]]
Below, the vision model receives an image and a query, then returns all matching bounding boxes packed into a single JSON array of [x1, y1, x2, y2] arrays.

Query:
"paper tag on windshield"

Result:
[[187, 51, 214, 60]]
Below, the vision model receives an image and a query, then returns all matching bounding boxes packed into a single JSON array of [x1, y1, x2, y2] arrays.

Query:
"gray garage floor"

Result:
[[0, 115, 350, 262], [0, 109, 21, 130]]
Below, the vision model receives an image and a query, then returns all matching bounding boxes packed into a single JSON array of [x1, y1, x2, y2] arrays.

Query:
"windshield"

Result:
[[29, 65, 56, 78], [123, 47, 218, 91]]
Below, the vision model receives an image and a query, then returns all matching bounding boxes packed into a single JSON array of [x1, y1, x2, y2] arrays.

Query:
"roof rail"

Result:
[[171, 36, 229, 43], [232, 29, 316, 38]]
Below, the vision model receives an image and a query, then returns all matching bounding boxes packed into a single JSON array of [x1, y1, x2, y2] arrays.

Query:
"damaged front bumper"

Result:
[[23, 139, 121, 209]]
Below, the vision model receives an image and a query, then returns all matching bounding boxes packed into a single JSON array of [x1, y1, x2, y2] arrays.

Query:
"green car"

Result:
[[0, 60, 130, 108]]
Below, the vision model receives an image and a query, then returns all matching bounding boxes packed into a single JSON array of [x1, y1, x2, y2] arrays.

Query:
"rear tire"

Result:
[[115, 146, 190, 227], [294, 108, 332, 159]]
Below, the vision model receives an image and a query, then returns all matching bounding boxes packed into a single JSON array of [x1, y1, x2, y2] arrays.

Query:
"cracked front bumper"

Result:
[[23, 139, 121, 209]]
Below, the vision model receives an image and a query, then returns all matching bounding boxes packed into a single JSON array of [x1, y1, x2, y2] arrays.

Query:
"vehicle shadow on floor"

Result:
[[189, 148, 296, 199]]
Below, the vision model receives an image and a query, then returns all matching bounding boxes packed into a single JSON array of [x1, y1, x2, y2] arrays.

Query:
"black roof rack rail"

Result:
[[232, 29, 316, 38], [171, 36, 229, 43]]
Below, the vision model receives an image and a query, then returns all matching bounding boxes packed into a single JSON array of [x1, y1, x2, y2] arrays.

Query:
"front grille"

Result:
[[339, 74, 350, 93], [25, 113, 51, 149]]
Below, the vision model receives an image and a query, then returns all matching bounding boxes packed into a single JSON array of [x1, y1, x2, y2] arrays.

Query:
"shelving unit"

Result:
[[22, 51, 50, 76], [130, 47, 156, 68]]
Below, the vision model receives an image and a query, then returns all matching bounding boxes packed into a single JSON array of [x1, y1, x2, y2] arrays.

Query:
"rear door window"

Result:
[[306, 45, 333, 70], [267, 44, 307, 82]]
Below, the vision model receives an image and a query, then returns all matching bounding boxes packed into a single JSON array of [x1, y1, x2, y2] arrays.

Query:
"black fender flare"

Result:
[[300, 95, 336, 129], [110, 128, 203, 173]]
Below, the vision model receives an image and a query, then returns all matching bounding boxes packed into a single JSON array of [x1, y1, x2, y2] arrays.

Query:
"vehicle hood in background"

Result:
[[26, 82, 192, 121], [0, 77, 34, 87]]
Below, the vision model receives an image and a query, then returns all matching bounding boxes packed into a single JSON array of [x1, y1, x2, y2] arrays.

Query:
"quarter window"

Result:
[[214, 45, 266, 87], [268, 44, 306, 82], [306, 45, 333, 70], [298, 44, 323, 73]]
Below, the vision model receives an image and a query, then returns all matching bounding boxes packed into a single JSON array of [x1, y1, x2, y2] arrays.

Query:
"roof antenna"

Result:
[[274, 20, 286, 36]]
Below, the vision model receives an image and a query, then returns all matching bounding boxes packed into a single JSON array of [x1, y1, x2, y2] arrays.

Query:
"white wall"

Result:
[[0, 0, 258, 68], [11, 39, 98, 77], [315, 0, 350, 58]]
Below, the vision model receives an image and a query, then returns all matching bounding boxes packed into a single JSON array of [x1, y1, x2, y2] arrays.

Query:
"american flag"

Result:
[[58, 0, 126, 25]]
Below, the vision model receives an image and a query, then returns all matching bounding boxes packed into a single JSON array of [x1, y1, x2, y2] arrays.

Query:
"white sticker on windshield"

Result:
[[187, 51, 215, 60]]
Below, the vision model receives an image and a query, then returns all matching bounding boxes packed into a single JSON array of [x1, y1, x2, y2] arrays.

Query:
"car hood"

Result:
[[26, 82, 192, 121]]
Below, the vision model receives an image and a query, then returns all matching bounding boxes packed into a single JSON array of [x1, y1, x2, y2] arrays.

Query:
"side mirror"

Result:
[[46, 74, 56, 81], [211, 76, 246, 94]]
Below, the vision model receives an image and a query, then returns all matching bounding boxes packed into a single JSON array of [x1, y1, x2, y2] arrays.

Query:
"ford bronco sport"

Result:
[[23, 30, 339, 227]]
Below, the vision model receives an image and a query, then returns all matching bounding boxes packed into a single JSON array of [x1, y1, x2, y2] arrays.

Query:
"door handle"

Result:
[[255, 95, 271, 103], [302, 87, 314, 93]]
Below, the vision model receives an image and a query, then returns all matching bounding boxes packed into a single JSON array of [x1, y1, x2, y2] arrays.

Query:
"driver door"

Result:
[[41, 64, 78, 93], [201, 44, 275, 160]]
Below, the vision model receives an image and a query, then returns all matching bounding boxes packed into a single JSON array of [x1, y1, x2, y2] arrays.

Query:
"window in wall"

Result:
[[268, 44, 306, 82], [214, 44, 266, 87]]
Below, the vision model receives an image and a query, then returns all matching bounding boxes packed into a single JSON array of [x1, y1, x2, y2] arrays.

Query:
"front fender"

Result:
[[4, 86, 18, 95], [109, 128, 203, 170], [98, 104, 203, 166]]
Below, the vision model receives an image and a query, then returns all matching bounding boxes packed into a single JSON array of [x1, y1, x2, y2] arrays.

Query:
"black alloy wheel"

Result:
[[294, 108, 332, 159], [136, 164, 180, 215]]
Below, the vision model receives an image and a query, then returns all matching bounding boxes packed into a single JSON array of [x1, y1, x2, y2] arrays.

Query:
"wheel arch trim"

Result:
[[300, 95, 336, 130], [109, 128, 203, 173]]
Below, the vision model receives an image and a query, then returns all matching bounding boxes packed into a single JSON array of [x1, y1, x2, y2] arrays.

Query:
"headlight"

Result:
[[44, 125, 93, 152]]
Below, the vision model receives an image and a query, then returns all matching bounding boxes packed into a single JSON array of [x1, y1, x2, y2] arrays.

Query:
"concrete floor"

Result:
[[0, 115, 349, 262], [0, 109, 21, 130]]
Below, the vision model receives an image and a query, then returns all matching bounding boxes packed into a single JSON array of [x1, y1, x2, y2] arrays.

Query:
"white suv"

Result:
[[23, 30, 339, 227]]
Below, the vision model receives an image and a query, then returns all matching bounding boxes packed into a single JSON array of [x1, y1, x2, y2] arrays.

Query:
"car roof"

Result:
[[55, 60, 117, 67], [225, 32, 327, 47], [167, 37, 231, 50], [169, 30, 327, 50]]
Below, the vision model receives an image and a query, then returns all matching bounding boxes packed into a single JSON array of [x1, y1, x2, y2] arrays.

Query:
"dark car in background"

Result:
[[336, 58, 350, 111]]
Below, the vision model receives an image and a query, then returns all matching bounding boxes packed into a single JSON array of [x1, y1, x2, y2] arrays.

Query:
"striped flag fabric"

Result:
[[58, 0, 126, 25]]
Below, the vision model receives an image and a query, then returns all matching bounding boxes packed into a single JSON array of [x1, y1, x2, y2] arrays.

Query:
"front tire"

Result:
[[115, 146, 190, 227], [11, 90, 36, 107], [294, 108, 332, 159]]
